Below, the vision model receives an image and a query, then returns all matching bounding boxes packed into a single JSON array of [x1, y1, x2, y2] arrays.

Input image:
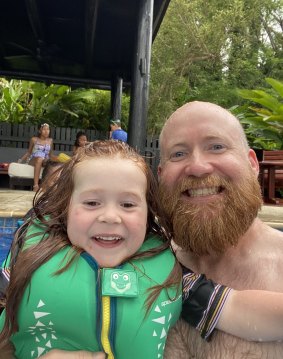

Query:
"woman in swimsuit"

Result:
[[18, 123, 56, 191]]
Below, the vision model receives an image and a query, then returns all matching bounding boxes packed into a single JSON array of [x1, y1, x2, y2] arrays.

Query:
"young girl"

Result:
[[72, 131, 88, 155], [1, 140, 283, 359], [18, 123, 55, 191]]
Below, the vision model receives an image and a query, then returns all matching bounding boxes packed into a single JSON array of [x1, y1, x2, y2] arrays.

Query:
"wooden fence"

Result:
[[0, 122, 160, 174], [0, 123, 107, 152]]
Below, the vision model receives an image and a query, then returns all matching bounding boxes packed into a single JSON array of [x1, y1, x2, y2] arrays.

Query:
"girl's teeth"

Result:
[[96, 236, 121, 241]]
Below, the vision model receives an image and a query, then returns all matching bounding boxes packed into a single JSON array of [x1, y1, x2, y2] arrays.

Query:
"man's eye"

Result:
[[170, 151, 186, 161], [172, 151, 183, 158], [211, 144, 225, 151]]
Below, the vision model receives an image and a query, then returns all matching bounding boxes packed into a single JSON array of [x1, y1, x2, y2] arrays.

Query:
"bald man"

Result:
[[158, 102, 283, 358]]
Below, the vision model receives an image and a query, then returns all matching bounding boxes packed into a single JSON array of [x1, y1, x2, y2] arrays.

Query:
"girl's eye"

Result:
[[84, 201, 100, 207], [121, 202, 135, 208]]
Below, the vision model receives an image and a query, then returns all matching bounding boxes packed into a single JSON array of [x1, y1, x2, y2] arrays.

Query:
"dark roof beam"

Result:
[[25, 0, 50, 73], [84, 0, 100, 76], [152, 0, 171, 39], [0, 69, 131, 90]]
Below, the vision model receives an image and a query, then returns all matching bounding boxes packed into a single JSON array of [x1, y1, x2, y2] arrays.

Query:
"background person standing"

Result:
[[110, 119, 127, 142]]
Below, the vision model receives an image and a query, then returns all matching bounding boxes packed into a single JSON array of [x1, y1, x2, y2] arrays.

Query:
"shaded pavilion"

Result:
[[0, 0, 171, 153]]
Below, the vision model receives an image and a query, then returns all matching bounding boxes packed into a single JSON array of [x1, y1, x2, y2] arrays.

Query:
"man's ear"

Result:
[[248, 149, 259, 175], [157, 164, 162, 180]]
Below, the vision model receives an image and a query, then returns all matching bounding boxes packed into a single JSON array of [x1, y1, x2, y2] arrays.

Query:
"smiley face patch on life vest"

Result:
[[101, 268, 138, 297]]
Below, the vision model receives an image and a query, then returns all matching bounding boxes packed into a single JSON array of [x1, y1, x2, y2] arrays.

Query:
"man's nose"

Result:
[[183, 151, 214, 178], [97, 205, 122, 224]]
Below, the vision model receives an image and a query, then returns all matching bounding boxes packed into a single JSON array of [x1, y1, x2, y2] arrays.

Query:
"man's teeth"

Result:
[[188, 187, 219, 197], [95, 236, 121, 241]]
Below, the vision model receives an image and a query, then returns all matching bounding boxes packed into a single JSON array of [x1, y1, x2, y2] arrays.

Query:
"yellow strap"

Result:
[[101, 296, 115, 359]]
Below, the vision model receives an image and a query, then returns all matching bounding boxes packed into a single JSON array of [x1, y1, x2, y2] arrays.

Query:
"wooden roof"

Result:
[[0, 0, 170, 89]]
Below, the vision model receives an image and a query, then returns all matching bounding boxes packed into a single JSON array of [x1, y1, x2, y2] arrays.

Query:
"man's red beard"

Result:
[[159, 171, 262, 255]]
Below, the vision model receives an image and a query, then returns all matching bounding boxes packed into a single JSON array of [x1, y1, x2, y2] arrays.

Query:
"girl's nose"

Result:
[[97, 206, 122, 224]]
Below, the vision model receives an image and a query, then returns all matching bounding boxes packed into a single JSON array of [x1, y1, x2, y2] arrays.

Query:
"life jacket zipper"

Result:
[[101, 295, 115, 359], [81, 253, 116, 358]]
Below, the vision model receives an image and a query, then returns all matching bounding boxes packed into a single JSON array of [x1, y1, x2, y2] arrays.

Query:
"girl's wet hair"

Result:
[[0, 140, 181, 343]]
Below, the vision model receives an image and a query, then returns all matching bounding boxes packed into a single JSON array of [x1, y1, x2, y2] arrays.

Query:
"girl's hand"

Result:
[[40, 350, 106, 359]]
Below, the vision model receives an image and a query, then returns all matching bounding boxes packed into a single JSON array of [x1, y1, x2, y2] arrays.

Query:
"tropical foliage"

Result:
[[232, 78, 283, 149], [0, 79, 130, 131]]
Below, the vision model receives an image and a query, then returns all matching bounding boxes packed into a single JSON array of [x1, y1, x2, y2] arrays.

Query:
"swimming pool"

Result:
[[0, 217, 282, 265], [0, 217, 19, 264]]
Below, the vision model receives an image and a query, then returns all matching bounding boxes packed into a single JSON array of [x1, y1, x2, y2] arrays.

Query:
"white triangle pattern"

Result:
[[152, 316, 165, 324], [154, 305, 161, 313], [35, 321, 45, 327], [37, 347, 45, 356], [34, 311, 51, 319], [37, 300, 45, 308], [152, 308, 174, 358], [26, 298, 57, 358], [160, 328, 166, 339]]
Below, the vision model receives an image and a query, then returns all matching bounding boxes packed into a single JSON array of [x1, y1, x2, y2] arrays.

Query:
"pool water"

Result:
[[0, 233, 13, 264], [0, 217, 19, 264]]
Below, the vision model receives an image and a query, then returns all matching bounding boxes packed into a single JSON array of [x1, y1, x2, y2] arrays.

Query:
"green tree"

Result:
[[148, 0, 283, 135]]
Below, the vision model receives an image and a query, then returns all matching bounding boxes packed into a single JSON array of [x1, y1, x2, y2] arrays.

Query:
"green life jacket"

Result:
[[1, 224, 181, 359]]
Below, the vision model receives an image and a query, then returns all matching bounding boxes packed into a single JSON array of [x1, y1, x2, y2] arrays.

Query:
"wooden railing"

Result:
[[259, 150, 283, 204]]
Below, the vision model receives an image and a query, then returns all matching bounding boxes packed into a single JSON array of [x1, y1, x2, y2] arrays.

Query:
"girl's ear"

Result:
[[248, 149, 259, 175]]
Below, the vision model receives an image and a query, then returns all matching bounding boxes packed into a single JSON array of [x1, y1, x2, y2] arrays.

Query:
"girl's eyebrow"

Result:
[[79, 189, 144, 200]]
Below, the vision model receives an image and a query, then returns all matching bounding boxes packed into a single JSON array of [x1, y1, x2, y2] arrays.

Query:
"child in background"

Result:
[[2, 140, 283, 359], [18, 123, 56, 191], [72, 131, 88, 155]]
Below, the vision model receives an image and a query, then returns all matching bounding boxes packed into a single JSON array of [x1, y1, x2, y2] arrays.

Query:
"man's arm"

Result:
[[218, 289, 283, 341], [182, 269, 283, 341]]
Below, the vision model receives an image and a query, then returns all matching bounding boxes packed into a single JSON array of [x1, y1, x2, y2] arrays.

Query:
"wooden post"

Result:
[[128, 0, 153, 154], [111, 76, 123, 121]]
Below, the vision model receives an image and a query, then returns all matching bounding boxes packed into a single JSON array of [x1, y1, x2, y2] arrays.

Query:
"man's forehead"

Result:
[[164, 104, 238, 135]]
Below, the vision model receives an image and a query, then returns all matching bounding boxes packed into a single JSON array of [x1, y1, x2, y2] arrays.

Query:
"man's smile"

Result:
[[181, 186, 224, 198]]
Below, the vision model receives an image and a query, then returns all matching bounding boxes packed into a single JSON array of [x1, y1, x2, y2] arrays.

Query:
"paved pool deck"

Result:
[[0, 189, 282, 228], [0, 189, 35, 217]]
